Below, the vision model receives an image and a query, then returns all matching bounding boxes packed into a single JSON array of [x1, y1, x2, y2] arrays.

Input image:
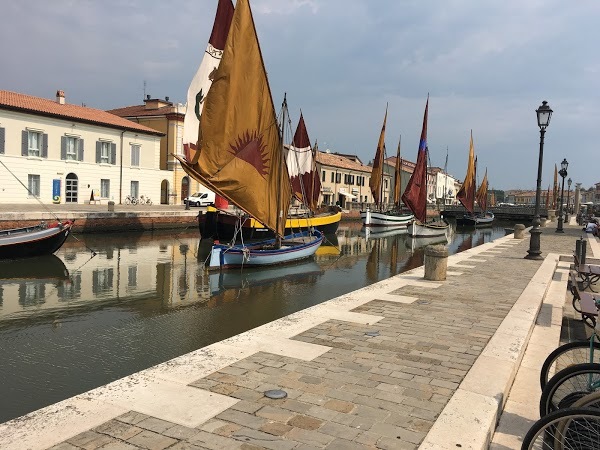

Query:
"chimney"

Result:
[[56, 90, 65, 105]]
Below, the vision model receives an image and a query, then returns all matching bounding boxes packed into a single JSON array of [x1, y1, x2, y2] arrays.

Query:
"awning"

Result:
[[339, 191, 357, 200]]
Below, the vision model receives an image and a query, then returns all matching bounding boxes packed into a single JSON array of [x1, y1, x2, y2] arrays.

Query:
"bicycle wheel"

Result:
[[522, 407, 600, 449], [132, 198, 138, 205], [540, 340, 600, 389], [124, 198, 131, 205], [540, 363, 600, 417]]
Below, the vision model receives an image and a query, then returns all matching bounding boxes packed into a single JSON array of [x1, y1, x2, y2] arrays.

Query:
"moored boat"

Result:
[[361, 109, 413, 228], [175, 0, 322, 270], [0, 220, 74, 260], [198, 206, 340, 241], [208, 229, 323, 269], [401, 96, 450, 239]]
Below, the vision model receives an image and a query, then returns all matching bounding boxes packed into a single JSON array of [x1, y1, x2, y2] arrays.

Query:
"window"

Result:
[[100, 142, 111, 163], [322, 170, 325, 182], [101, 179, 110, 198], [0, 127, 5, 154], [384, 180, 388, 189], [131, 144, 140, 167], [335, 173, 341, 183], [96, 141, 116, 164], [130, 180, 139, 198], [28, 131, 42, 157], [331, 172, 334, 183], [92, 268, 114, 293], [66, 137, 78, 160], [28, 174, 40, 197]]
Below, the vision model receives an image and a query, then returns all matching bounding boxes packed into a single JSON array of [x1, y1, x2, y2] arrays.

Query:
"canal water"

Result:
[[0, 222, 510, 423]]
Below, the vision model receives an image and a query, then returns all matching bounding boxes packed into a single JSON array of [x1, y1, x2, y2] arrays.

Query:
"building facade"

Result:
[[108, 96, 206, 205], [0, 90, 167, 205], [316, 151, 385, 208]]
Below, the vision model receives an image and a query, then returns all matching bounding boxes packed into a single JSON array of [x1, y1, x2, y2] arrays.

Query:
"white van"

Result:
[[184, 191, 215, 207]]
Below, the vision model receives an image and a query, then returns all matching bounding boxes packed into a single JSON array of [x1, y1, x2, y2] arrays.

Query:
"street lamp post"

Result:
[[566, 177, 572, 221], [526, 101, 553, 260], [556, 159, 568, 232]]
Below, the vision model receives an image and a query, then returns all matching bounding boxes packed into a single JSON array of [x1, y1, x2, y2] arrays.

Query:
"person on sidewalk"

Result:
[[585, 219, 598, 236]]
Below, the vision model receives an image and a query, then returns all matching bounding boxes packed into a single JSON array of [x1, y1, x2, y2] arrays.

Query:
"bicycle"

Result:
[[124, 195, 138, 205], [540, 362, 600, 417], [139, 195, 153, 205], [522, 407, 600, 449]]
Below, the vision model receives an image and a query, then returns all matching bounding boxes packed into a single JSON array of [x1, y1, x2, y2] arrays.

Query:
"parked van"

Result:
[[184, 191, 215, 207]]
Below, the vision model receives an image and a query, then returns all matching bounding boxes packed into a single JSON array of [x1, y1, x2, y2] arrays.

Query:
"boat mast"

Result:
[[276, 94, 288, 246]]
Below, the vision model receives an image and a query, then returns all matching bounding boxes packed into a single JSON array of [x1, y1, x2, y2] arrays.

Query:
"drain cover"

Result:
[[264, 389, 288, 399], [365, 331, 380, 337]]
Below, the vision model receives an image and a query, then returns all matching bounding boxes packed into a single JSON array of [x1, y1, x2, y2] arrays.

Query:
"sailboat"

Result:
[[361, 108, 413, 228], [402, 96, 449, 238], [175, 0, 323, 270], [198, 113, 341, 240], [455, 133, 494, 227]]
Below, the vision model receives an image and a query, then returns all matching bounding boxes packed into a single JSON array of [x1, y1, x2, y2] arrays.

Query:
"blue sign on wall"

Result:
[[52, 179, 61, 204]]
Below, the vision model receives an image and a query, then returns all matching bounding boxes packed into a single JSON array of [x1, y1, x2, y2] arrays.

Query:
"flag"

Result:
[[369, 105, 387, 206], [182, 0, 234, 164], [286, 113, 322, 211], [176, 0, 291, 237], [402, 96, 429, 223], [456, 131, 476, 214]]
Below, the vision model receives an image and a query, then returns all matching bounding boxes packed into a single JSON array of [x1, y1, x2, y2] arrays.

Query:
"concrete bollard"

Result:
[[514, 224, 526, 239], [424, 245, 448, 281], [108, 201, 115, 212], [540, 218, 547, 227]]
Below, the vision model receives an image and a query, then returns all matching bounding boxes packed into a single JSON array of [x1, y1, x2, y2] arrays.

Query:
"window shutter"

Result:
[[0, 127, 5, 154], [61, 136, 67, 160], [22, 130, 28, 156], [111, 143, 116, 165], [42, 133, 48, 158], [96, 141, 101, 163], [78, 139, 84, 161]]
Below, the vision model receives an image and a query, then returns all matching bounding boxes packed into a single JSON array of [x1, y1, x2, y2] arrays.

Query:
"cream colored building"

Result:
[[0, 90, 167, 205], [316, 151, 390, 208], [109, 96, 207, 205]]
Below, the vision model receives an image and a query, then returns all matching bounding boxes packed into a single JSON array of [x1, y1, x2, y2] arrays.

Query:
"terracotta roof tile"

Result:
[[316, 151, 372, 173], [108, 104, 175, 117], [0, 90, 163, 136]]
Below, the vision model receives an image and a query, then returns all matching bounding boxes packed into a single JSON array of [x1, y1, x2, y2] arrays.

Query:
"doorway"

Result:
[[65, 173, 78, 203]]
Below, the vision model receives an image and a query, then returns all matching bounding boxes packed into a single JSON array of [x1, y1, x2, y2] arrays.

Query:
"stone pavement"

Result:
[[0, 221, 589, 450]]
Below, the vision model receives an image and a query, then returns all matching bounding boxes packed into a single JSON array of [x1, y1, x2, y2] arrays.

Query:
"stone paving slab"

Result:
[[0, 224, 586, 449]]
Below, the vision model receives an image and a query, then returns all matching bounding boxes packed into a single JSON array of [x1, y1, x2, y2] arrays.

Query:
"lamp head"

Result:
[[568, 178, 572, 187], [536, 100, 553, 129], [560, 158, 568, 172]]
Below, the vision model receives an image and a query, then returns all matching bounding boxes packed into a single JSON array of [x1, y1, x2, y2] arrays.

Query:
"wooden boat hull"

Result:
[[208, 229, 324, 270], [200, 209, 340, 240], [0, 221, 74, 260], [407, 234, 448, 251], [456, 213, 495, 227], [407, 221, 448, 238], [360, 209, 414, 228]]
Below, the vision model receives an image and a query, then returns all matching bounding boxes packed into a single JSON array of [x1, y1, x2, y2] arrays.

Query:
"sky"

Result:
[[1, 0, 599, 191]]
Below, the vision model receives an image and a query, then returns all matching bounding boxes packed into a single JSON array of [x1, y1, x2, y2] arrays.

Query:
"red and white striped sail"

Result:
[[286, 113, 321, 212]]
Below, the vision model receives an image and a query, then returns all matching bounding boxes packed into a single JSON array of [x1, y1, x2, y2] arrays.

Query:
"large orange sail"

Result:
[[456, 131, 476, 214], [175, 0, 290, 237], [476, 168, 488, 212], [369, 106, 387, 206]]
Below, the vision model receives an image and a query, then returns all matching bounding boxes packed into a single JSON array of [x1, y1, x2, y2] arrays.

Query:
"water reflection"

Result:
[[0, 223, 510, 423]]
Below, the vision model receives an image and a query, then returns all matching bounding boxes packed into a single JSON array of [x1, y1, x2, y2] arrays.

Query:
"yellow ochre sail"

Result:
[[176, 0, 291, 237]]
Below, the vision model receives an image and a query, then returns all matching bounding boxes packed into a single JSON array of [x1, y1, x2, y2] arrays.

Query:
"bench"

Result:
[[569, 270, 598, 329], [573, 252, 600, 292]]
